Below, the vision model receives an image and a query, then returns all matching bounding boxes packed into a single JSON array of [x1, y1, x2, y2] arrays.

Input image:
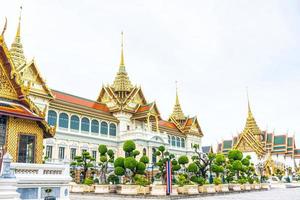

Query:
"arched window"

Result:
[[81, 117, 90, 132], [59, 113, 69, 128], [176, 137, 180, 147], [152, 148, 156, 163], [143, 148, 147, 155], [100, 121, 108, 135], [91, 120, 99, 134], [181, 138, 185, 148], [168, 135, 171, 144], [109, 123, 116, 136], [47, 110, 57, 126], [171, 136, 176, 146], [70, 115, 79, 130]]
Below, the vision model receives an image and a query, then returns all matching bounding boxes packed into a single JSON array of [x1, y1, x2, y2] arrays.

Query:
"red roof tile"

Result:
[[0, 101, 42, 121], [159, 120, 177, 129], [52, 90, 110, 113], [136, 105, 150, 113]]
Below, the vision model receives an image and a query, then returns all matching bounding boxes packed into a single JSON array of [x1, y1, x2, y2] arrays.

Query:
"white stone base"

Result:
[[0, 178, 20, 200]]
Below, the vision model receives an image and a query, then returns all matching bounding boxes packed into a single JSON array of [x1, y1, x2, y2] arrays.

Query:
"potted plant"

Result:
[[70, 151, 95, 192], [114, 140, 149, 195], [94, 144, 115, 194]]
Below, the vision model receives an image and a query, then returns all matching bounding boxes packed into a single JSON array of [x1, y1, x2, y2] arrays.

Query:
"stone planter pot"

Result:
[[109, 185, 117, 193], [70, 184, 84, 193], [82, 185, 94, 192], [137, 186, 150, 194], [177, 186, 186, 194], [261, 183, 270, 190], [215, 184, 229, 192], [242, 184, 251, 191], [254, 183, 261, 190], [116, 185, 138, 195], [94, 185, 110, 193], [203, 184, 216, 193], [150, 185, 166, 195], [229, 184, 241, 191], [171, 185, 178, 195], [198, 185, 204, 193], [183, 185, 199, 195]]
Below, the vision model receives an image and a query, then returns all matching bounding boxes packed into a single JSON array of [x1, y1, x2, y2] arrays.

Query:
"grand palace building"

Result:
[[217, 100, 300, 173], [8, 18, 203, 165]]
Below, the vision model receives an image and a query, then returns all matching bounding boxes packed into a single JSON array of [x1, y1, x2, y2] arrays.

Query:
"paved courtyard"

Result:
[[70, 188, 300, 200]]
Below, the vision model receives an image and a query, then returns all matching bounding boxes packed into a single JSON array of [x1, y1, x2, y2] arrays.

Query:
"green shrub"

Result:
[[139, 155, 149, 164], [158, 146, 165, 152], [228, 150, 243, 161], [241, 158, 250, 166], [237, 178, 247, 184], [114, 157, 125, 168], [232, 160, 243, 171], [213, 177, 222, 185], [100, 155, 107, 162], [191, 176, 206, 185], [123, 140, 136, 153], [178, 155, 189, 165], [107, 149, 114, 157], [187, 163, 198, 173], [114, 167, 125, 176], [107, 174, 119, 184], [134, 174, 149, 186], [124, 157, 137, 170], [136, 162, 146, 172], [83, 178, 94, 185], [172, 164, 181, 171], [132, 150, 140, 157], [171, 159, 178, 165], [98, 145, 107, 155]]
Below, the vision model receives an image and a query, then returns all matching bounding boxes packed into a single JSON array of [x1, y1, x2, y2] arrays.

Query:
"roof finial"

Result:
[[120, 31, 125, 67], [10, 5, 26, 69], [16, 6, 22, 37], [246, 87, 252, 117], [170, 81, 186, 121], [1, 17, 7, 37]]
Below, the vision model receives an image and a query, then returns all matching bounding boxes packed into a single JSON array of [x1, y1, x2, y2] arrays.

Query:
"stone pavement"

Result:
[[70, 188, 300, 200]]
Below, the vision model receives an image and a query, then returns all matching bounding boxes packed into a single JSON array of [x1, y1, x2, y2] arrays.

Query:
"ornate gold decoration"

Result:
[[234, 94, 265, 157], [10, 6, 26, 70], [6, 117, 44, 164], [112, 32, 133, 94], [0, 62, 18, 99], [169, 85, 186, 121]]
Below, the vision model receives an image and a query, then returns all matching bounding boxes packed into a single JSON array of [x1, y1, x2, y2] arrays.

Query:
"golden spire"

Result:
[[112, 32, 133, 93], [170, 81, 186, 121], [10, 6, 26, 70], [243, 89, 261, 135]]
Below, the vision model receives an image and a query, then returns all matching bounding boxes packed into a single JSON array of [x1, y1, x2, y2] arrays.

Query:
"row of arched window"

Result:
[[168, 135, 185, 148], [47, 110, 117, 136]]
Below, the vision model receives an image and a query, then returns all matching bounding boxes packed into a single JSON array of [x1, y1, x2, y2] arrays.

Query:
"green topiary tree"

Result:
[[154, 146, 181, 184], [114, 140, 149, 184], [70, 151, 95, 183], [211, 154, 226, 181], [98, 144, 115, 184]]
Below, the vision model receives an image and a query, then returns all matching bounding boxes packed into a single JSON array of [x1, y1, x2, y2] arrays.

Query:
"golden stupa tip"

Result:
[[120, 31, 125, 67], [16, 6, 22, 37]]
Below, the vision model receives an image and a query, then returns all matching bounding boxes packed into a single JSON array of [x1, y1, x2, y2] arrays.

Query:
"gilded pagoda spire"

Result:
[[10, 6, 26, 70], [112, 32, 133, 93], [170, 82, 186, 121], [243, 91, 261, 135]]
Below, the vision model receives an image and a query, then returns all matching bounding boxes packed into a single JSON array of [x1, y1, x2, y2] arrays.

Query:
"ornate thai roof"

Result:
[[112, 32, 133, 93], [0, 32, 55, 138], [169, 89, 186, 121], [233, 99, 265, 157]]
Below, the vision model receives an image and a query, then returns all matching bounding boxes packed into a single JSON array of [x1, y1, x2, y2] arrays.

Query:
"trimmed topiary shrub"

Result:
[[124, 157, 138, 170], [123, 140, 136, 154], [139, 155, 149, 164], [114, 157, 125, 168], [115, 166, 125, 176]]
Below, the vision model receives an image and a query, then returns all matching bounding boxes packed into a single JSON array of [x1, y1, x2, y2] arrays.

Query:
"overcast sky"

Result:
[[1, 0, 300, 147]]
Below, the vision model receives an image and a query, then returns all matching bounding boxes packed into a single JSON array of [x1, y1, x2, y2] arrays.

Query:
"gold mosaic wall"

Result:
[[6, 117, 44, 164]]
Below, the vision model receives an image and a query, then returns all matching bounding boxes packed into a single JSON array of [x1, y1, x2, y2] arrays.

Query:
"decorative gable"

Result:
[[0, 61, 18, 100]]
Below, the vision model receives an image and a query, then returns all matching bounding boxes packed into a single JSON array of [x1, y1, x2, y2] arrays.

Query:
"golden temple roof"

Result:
[[10, 7, 26, 70], [243, 95, 261, 135], [169, 87, 186, 121], [112, 32, 133, 92]]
